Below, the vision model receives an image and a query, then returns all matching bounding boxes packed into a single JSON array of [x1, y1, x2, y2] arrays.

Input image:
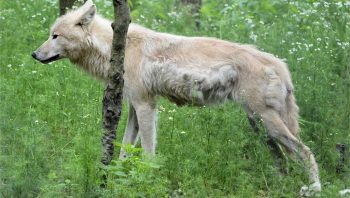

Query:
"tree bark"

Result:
[[59, 0, 77, 16], [180, 0, 201, 29], [101, 0, 131, 165], [336, 143, 349, 174], [180, 0, 201, 6]]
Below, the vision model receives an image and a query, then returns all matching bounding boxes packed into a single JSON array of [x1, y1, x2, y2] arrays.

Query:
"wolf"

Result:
[[32, 0, 321, 195]]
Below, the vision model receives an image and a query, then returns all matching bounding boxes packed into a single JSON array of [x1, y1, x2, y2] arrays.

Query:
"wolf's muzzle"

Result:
[[31, 52, 60, 64], [32, 52, 37, 59]]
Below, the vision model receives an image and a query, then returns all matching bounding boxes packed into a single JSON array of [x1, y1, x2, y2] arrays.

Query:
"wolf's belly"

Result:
[[142, 60, 239, 106], [162, 82, 235, 106], [157, 66, 238, 106]]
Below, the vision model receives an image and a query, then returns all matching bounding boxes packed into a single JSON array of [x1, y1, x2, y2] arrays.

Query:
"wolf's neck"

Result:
[[70, 15, 113, 80]]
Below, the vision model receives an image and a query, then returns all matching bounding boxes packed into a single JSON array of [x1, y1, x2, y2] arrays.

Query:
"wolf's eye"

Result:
[[52, 34, 58, 39]]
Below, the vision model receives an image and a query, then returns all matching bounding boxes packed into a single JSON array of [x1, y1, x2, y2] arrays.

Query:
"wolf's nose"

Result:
[[32, 52, 37, 59]]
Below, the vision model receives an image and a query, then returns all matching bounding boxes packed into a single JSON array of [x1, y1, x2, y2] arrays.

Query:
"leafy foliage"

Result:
[[100, 145, 169, 197]]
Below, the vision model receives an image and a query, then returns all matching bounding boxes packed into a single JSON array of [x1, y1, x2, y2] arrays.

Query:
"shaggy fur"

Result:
[[32, 0, 321, 195]]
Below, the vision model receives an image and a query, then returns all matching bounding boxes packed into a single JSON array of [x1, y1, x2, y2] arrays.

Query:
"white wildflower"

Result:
[[158, 105, 165, 112], [249, 32, 257, 42], [324, 2, 330, 8], [335, 2, 343, 8], [168, 109, 176, 113]]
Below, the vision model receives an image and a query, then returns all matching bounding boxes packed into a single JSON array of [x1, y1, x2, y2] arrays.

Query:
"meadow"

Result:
[[0, 0, 349, 197]]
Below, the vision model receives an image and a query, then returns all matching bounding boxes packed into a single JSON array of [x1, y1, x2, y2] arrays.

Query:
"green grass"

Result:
[[1, 0, 349, 197]]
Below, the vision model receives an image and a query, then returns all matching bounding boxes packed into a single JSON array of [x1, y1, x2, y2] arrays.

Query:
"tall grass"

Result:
[[0, 0, 349, 197]]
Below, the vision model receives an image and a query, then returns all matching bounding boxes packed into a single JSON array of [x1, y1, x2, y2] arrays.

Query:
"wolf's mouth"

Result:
[[40, 54, 60, 64]]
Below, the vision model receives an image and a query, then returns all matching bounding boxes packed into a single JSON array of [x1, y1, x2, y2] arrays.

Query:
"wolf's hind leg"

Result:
[[246, 108, 288, 173], [261, 109, 321, 196], [119, 104, 139, 159]]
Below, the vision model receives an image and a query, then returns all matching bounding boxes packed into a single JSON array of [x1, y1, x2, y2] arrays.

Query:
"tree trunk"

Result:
[[336, 143, 349, 174], [180, 0, 201, 29], [101, 0, 131, 166], [59, 0, 77, 16], [181, 0, 201, 5]]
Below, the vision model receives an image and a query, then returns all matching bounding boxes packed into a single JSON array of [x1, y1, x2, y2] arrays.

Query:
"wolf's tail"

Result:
[[284, 88, 300, 136], [264, 66, 300, 137]]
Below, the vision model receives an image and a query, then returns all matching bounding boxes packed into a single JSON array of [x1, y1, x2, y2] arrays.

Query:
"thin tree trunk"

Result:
[[101, 0, 131, 165], [336, 143, 349, 174], [59, 0, 77, 16], [180, 0, 201, 29]]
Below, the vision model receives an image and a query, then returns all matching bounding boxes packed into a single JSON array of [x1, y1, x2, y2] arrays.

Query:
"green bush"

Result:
[[99, 145, 169, 197]]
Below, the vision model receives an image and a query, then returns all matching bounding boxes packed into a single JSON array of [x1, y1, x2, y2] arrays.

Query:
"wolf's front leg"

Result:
[[119, 104, 139, 159], [134, 101, 157, 156]]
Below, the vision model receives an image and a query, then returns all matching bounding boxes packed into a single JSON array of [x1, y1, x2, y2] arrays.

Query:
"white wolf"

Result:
[[32, 0, 321, 195]]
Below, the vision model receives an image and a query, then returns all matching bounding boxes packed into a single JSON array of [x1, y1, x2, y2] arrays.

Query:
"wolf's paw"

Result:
[[339, 189, 350, 197], [118, 151, 128, 160], [300, 182, 321, 197]]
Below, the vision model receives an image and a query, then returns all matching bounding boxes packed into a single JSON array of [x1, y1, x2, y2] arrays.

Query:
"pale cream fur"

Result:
[[33, 1, 321, 195]]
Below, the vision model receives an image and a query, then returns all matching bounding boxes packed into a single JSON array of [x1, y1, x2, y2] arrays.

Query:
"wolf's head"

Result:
[[32, 0, 97, 64]]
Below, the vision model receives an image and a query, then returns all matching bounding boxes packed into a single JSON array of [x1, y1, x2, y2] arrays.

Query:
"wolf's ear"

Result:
[[78, 4, 96, 26], [83, 0, 94, 7]]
